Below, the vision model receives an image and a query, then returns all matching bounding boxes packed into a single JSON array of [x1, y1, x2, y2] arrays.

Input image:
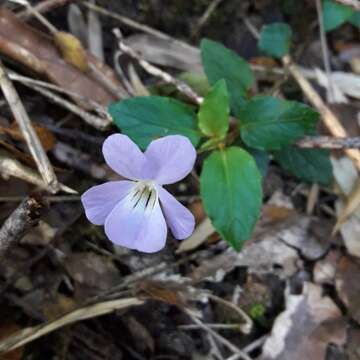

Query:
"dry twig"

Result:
[[0, 297, 143, 354], [191, 0, 224, 38], [0, 152, 76, 193], [334, 0, 360, 10], [113, 29, 203, 105], [282, 55, 360, 172], [184, 308, 252, 360], [17, 0, 72, 19], [0, 197, 43, 257], [0, 60, 60, 192], [295, 136, 360, 149]]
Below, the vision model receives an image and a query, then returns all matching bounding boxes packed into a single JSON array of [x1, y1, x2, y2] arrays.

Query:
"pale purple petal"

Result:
[[102, 134, 151, 180], [145, 135, 196, 185], [157, 186, 195, 239], [81, 180, 134, 225], [104, 196, 167, 253]]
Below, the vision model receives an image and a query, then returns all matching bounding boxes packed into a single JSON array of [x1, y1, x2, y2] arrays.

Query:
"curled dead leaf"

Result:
[[54, 31, 89, 72]]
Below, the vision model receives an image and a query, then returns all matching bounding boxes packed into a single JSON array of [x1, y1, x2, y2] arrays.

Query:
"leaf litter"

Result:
[[0, 1, 359, 359]]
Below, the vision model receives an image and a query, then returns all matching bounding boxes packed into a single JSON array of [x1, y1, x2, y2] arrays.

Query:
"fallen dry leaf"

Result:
[[3, 123, 56, 152], [0, 8, 121, 108], [54, 31, 89, 72], [63, 252, 121, 298], [0, 323, 24, 360], [335, 256, 360, 324], [313, 250, 341, 285], [261, 283, 346, 360]]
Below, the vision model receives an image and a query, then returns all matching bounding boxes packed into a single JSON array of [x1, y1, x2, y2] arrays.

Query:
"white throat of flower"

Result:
[[128, 180, 158, 214]]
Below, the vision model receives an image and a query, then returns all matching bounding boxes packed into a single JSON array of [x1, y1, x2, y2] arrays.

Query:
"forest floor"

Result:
[[0, 0, 359, 359]]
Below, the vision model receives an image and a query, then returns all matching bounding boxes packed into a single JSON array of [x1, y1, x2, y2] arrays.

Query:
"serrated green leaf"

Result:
[[273, 147, 333, 185], [200, 147, 262, 250], [200, 38, 254, 114], [323, 0, 354, 31], [198, 80, 230, 138], [258, 22, 293, 58], [108, 96, 202, 149], [238, 96, 319, 151]]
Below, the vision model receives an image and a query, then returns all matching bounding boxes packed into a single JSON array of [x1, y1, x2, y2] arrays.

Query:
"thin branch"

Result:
[[81, 1, 196, 52], [17, 0, 72, 20], [113, 28, 203, 105], [0, 60, 60, 192], [19, 81, 111, 130], [183, 308, 252, 360], [295, 136, 360, 149], [191, 0, 224, 38], [334, 0, 360, 10], [10, 0, 58, 34], [8, 71, 107, 114], [0, 152, 76, 193], [0, 197, 43, 257], [282, 55, 360, 172]]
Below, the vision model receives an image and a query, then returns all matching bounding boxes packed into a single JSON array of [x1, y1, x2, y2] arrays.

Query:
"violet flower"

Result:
[[81, 134, 196, 253]]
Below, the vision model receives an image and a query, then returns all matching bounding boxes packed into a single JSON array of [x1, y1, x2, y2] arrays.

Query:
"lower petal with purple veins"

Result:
[[157, 186, 195, 239], [104, 184, 168, 253]]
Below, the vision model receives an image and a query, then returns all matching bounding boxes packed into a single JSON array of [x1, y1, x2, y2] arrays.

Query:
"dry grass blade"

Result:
[[176, 217, 215, 254], [0, 60, 59, 193], [0, 297, 144, 354], [0, 151, 76, 194]]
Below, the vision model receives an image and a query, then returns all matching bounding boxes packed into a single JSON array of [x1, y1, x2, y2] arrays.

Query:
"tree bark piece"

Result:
[[0, 197, 44, 257]]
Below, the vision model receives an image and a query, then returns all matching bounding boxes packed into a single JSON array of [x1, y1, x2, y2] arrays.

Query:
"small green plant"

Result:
[[108, 23, 333, 251]]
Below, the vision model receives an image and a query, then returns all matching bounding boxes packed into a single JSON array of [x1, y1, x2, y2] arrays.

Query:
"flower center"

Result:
[[129, 180, 157, 214]]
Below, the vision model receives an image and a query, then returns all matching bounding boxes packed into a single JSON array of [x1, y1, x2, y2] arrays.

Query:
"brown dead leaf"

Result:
[[43, 295, 77, 321], [335, 256, 360, 324], [54, 31, 89, 72], [314, 250, 340, 285], [261, 283, 346, 360], [0, 8, 121, 108], [0, 139, 34, 166], [5, 123, 56, 152], [135, 280, 187, 307], [262, 205, 294, 223], [0, 323, 24, 360], [250, 56, 278, 68], [63, 252, 121, 299]]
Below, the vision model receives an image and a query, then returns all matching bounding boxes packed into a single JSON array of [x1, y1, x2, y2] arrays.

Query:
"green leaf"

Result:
[[108, 96, 202, 149], [238, 96, 319, 151], [200, 38, 254, 114], [178, 72, 210, 97], [198, 79, 230, 138], [200, 147, 262, 250], [258, 22, 293, 58], [246, 148, 270, 177], [273, 147, 333, 185], [323, 0, 354, 31], [349, 11, 360, 27]]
